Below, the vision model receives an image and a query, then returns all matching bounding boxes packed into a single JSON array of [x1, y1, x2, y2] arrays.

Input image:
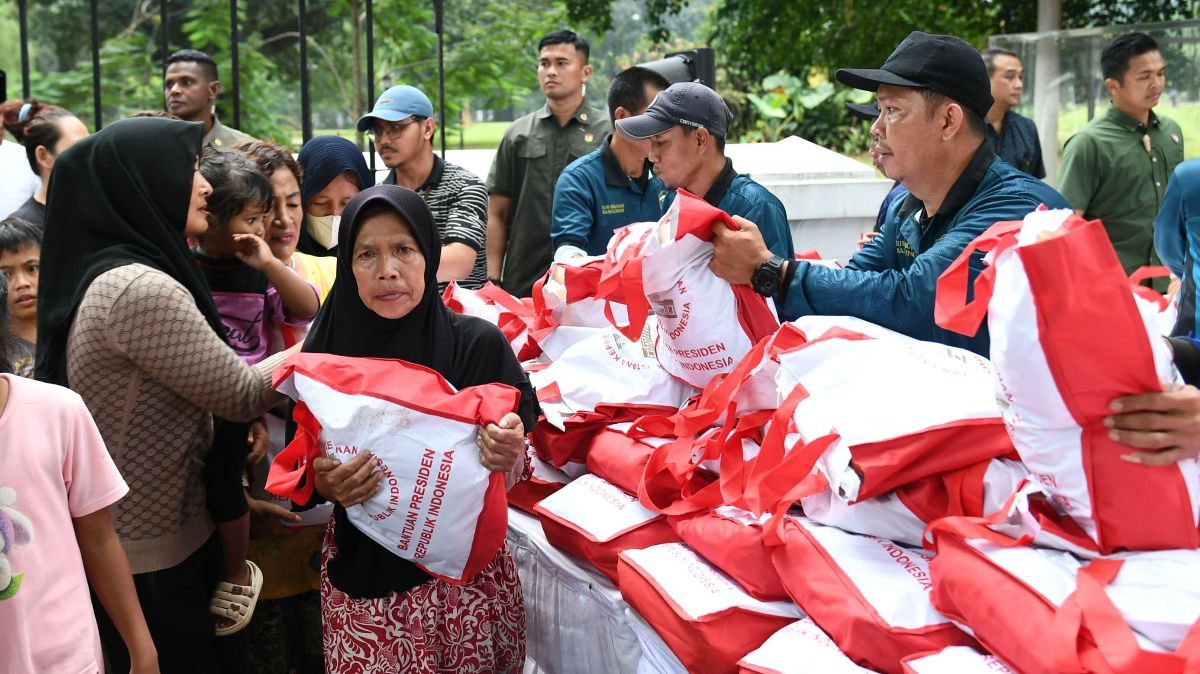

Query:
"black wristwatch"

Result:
[[751, 255, 787, 296]]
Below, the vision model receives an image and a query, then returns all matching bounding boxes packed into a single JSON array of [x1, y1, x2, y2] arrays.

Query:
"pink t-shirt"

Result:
[[0, 374, 129, 674]]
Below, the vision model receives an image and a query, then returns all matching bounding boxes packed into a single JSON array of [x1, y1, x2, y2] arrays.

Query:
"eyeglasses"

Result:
[[366, 117, 424, 141]]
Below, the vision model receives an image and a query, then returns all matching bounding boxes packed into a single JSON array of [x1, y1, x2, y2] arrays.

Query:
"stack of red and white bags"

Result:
[[440, 197, 1200, 673]]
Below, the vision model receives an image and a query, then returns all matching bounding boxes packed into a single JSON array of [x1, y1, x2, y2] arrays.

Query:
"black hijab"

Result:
[[35, 117, 223, 386], [304, 185, 537, 598]]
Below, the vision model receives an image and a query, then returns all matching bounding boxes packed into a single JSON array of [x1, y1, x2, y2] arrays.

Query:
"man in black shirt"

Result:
[[981, 48, 1045, 179]]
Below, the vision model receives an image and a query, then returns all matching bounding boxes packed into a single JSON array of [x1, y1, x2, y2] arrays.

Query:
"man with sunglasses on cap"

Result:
[[615, 82, 795, 262], [710, 31, 1068, 356]]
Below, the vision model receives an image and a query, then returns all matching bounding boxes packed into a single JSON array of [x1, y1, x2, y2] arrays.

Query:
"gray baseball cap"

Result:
[[615, 81, 734, 141]]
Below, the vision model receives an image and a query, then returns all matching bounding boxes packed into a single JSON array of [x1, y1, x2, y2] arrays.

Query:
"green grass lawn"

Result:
[[295, 121, 511, 151]]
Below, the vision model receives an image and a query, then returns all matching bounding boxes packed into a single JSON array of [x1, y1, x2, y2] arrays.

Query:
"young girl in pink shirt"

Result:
[[0, 275, 159, 673]]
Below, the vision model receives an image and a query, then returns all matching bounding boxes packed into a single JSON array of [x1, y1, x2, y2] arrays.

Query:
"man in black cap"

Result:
[[710, 31, 1069, 356], [615, 82, 794, 262]]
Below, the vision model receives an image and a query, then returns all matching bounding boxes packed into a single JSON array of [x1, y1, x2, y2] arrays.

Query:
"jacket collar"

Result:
[[702, 157, 737, 207], [898, 139, 996, 225]]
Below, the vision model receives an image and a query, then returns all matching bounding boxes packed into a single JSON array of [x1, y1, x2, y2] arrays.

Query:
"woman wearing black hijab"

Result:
[[35, 117, 287, 673], [304, 185, 536, 674]]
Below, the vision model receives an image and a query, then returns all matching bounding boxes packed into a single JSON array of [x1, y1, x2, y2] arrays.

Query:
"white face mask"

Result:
[[306, 214, 341, 249]]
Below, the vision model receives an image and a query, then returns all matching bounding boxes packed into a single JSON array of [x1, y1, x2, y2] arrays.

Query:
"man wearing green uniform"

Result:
[[1059, 32, 1184, 278], [486, 30, 611, 297]]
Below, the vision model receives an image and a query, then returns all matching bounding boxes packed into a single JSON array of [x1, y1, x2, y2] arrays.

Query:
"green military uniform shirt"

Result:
[[486, 100, 611, 297], [203, 116, 255, 150], [1058, 107, 1184, 275]]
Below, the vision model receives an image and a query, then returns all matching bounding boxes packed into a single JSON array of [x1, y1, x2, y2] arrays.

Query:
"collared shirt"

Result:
[[551, 133, 667, 256], [1059, 106, 1184, 274], [700, 157, 794, 261], [778, 140, 1070, 355], [202, 116, 255, 150], [386, 155, 490, 290], [985, 109, 1045, 179], [487, 100, 611, 296]]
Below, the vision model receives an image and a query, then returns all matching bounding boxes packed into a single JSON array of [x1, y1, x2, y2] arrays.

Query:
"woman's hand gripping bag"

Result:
[[266, 352, 520, 584], [617, 542, 804, 674], [935, 208, 1200, 552], [598, 189, 779, 389]]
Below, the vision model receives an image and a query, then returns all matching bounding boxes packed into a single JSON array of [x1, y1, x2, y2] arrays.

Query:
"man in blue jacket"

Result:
[[710, 31, 1069, 356], [550, 66, 670, 261], [615, 82, 794, 262]]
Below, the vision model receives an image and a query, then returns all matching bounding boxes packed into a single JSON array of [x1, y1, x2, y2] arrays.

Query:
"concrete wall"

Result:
[[368, 134, 892, 264]]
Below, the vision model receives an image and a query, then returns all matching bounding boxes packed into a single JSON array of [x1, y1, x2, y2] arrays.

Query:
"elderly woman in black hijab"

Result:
[[305, 185, 536, 674], [36, 117, 288, 673]]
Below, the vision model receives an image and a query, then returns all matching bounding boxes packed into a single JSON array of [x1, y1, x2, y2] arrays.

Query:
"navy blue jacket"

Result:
[[777, 142, 1069, 355]]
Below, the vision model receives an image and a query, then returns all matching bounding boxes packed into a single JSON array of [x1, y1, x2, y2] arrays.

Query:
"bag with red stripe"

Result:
[[927, 519, 1200, 674], [598, 189, 779, 388], [900, 646, 1017, 674], [774, 325, 1013, 503], [617, 542, 803, 674], [584, 423, 668, 495], [533, 473, 677, 582], [266, 353, 518, 583], [528, 318, 695, 423], [738, 617, 877, 674], [771, 517, 977, 673], [669, 505, 790, 602], [935, 207, 1200, 552], [801, 458, 1028, 547], [535, 256, 629, 330], [441, 280, 539, 359]]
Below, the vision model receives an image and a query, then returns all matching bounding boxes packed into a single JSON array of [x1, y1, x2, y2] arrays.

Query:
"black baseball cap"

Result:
[[615, 82, 734, 141], [836, 31, 993, 120]]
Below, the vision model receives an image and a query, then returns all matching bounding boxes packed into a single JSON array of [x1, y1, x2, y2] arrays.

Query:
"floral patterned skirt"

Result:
[[320, 524, 526, 674]]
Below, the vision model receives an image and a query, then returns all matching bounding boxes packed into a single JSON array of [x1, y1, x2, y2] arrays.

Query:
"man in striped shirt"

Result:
[[359, 84, 489, 290]]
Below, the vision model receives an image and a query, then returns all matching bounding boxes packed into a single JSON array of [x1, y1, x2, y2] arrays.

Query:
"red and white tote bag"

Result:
[[771, 517, 977, 673], [533, 473, 676, 582], [801, 458, 1028, 548], [599, 189, 779, 388], [901, 646, 1017, 674], [669, 506, 790, 602], [936, 208, 1200, 552], [441, 280, 538, 358], [928, 525, 1200, 674], [774, 329, 1013, 503], [618, 543, 803, 674], [738, 617, 877, 674], [266, 353, 518, 583], [528, 318, 695, 422]]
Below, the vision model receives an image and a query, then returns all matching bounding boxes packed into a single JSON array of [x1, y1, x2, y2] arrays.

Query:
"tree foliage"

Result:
[[11, 0, 571, 147], [566, 0, 1198, 148]]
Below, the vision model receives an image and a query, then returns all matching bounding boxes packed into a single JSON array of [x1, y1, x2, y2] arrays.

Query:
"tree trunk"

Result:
[[1034, 0, 1062, 185]]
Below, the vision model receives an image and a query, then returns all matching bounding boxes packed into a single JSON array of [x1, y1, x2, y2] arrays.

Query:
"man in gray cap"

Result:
[[616, 82, 794, 262], [709, 31, 1069, 356], [359, 84, 489, 289]]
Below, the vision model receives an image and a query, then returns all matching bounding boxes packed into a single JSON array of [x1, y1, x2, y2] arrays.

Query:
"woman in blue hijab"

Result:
[[296, 135, 374, 256]]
